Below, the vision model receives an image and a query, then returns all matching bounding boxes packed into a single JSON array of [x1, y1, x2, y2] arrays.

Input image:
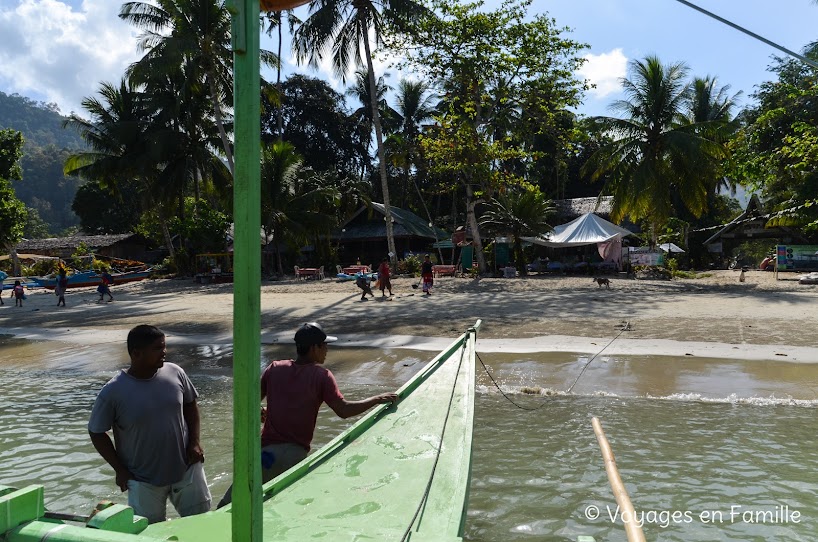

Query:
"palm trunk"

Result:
[[276, 13, 284, 142], [465, 183, 487, 273], [207, 72, 235, 176], [363, 34, 397, 266], [161, 216, 176, 262]]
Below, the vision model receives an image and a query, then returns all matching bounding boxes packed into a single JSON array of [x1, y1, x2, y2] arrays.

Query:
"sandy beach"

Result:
[[2, 269, 817, 361]]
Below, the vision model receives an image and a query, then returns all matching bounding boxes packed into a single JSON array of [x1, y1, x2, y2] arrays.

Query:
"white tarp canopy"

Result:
[[522, 213, 633, 248], [657, 242, 685, 253]]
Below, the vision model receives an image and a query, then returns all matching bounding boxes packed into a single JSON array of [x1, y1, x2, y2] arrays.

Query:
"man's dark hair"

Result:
[[127, 324, 165, 354], [296, 343, 313, 355]]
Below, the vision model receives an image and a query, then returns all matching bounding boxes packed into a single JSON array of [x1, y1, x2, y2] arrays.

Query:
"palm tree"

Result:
[[346, 69, 398, 181], [582, 55, 729, 243], [687, 76, 741, 197], [120, 0, 276, 176], [263, 10, 301, 140], [479, 188, 555, 276], [293, 0, 429, 265], [63, 81, 179, 259], [261, 141, 339, 275]]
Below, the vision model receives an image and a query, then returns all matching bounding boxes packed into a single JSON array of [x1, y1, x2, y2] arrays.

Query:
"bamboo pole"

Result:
[[228, 0, 262, 540], [591, 417, 646, 542]]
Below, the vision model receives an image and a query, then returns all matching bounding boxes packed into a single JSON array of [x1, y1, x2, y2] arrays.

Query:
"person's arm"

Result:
[[182, 400, 205, 464], [326, 393, 398, 419], [89, 431, 133, 491]]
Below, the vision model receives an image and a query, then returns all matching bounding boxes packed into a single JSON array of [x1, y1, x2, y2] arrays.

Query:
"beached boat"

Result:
[[30, 269, 152, 290], [0, 321, 481, 542]]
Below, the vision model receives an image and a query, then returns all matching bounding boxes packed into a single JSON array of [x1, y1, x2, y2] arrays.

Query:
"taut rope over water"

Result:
[[478, 321, 631, 409]]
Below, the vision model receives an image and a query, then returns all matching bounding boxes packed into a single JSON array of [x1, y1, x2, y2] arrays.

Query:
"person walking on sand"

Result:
[[55, 269, 68, 307], [217, 322, 398, 507], [421, 254, 434, 296], [88, 325, 211, 523], [355, 273, 374, 301], [11, 280, 24, 307], [377, 257, 393, 297], [97, 271, 114, 302]]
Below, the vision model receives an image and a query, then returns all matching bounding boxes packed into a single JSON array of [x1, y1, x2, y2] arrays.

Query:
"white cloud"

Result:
[[578, 48, 628, 99], [0, 0, 140, 115]]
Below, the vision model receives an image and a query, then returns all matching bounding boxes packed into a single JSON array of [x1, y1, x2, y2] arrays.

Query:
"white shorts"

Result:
[[127, 462, 211, 523]]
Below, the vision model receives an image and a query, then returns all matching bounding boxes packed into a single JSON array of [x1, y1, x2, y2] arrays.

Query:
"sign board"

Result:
[[707, 242, 723, 253], [776, 245, 818, 270], [629, 250, 665, 266]]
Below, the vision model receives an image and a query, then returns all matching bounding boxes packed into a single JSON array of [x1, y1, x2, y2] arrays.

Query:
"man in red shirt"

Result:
[[217, 322, 398, 507]]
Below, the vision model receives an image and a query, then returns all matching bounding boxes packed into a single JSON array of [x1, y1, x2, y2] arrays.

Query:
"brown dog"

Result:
[[594, 277, 610, 289]]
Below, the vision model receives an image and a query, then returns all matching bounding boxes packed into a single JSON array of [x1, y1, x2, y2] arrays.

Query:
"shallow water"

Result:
[[1, 336, 817, 541]]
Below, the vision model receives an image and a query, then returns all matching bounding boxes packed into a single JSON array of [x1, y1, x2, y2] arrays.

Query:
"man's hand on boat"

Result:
[[186, 442, 205, 464], [375, 393, 399, 405]]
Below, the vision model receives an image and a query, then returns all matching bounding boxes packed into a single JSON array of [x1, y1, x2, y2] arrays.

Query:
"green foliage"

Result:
[[0, 91, 85, 150], [72, 180, 143, 234], [0, 129, 27, 248], [70, 242, 93, 269], [23, 207, 50, 238], [137, 198, 230, 256], [480, 187, 555, 275], [23, 258, 59, 277], [582, 56, 732, 233], [397, 254, 422, 276], [731, 49, 818, 227]]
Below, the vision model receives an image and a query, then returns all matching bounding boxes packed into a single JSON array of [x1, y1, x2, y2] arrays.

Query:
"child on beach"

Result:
[[11, 280, 24, 307], [377, 258, 393, 297], [355, 273, 374, 301], [421, 254, 434, 296], [55, 269, 68, 307], [97, 271, 114, 302]]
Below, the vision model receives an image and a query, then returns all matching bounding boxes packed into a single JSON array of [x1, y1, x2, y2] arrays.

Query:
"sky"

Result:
[[0, 0, 816, 119]]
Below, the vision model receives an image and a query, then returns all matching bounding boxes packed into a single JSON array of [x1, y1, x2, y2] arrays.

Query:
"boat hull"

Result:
[[0, 324, 479, 542], [31, 270, 151, 290]]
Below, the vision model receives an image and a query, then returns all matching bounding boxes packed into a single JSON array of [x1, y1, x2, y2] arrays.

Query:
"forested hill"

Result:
[[0, 91, 85, 150], [0, 91, 86, 235]]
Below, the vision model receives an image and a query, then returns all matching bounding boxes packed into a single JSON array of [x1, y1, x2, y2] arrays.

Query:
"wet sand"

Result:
[[1, 269, 817, 361]]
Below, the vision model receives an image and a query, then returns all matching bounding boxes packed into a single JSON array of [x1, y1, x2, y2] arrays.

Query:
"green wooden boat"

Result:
[[0, 322, 480, 542]]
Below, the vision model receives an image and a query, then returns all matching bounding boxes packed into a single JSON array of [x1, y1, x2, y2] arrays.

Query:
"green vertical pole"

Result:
[[228, 0, 262, 540]]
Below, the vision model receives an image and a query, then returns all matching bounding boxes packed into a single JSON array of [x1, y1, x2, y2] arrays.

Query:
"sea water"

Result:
[[1, 336, 817, 541]]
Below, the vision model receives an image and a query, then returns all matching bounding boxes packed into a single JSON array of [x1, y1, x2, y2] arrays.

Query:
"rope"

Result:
[[399, 331, 471, 542], [565, 323, 630, 393], [477, 351, 551, 411], [476, 322, 631, 409]]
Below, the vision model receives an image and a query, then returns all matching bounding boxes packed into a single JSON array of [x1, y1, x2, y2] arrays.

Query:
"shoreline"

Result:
[[1, 269, 817, 362]]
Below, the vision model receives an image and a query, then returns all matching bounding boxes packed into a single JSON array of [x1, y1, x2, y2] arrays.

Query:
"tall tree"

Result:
[[582, 56, 729, 242], [64, 81, 178, 258], [261, 75, 366, 177], [402, 0, 586, 273], [0, 129, 27, 275], [120, 0, 275, 176], [260, 141, 339, 275], [731, 43, 818, 231], [294, 0, 429, 266]]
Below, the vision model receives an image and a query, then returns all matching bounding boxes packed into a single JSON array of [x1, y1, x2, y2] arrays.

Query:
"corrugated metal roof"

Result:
[[334, 204, 450, 241], [553, 196, 613, 218], [15, 233, 138, 252]]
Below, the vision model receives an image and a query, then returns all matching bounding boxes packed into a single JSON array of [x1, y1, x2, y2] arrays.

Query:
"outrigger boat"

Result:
[[0, 322, 481, 542], [30, 269, 152, 290]]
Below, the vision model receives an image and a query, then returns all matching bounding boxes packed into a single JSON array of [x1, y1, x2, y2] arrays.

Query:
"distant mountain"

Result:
[[0, 91, 86, 235], [0, 91, 86, 150]]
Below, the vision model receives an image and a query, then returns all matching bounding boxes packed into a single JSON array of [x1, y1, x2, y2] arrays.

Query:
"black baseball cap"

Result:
[[294, 322, 338, 346]]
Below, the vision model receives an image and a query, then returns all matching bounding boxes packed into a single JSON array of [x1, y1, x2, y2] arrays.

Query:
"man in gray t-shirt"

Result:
[[88, 325, 211, 523]]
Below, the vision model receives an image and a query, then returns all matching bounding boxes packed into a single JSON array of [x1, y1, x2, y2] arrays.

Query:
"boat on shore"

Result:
[[0, 322, 482, 542], [29, 269, 152, 290]]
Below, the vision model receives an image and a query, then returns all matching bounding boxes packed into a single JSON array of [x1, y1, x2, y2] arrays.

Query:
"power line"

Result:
[[671, 0, 818, 70]]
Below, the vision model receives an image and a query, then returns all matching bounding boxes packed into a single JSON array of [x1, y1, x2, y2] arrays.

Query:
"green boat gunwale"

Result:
[[218, 320, 483, 508]]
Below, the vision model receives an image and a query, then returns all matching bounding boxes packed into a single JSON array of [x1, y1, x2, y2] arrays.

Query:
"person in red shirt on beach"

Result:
[[217, 322, 398, 507], [377, 257, 393, 297]]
